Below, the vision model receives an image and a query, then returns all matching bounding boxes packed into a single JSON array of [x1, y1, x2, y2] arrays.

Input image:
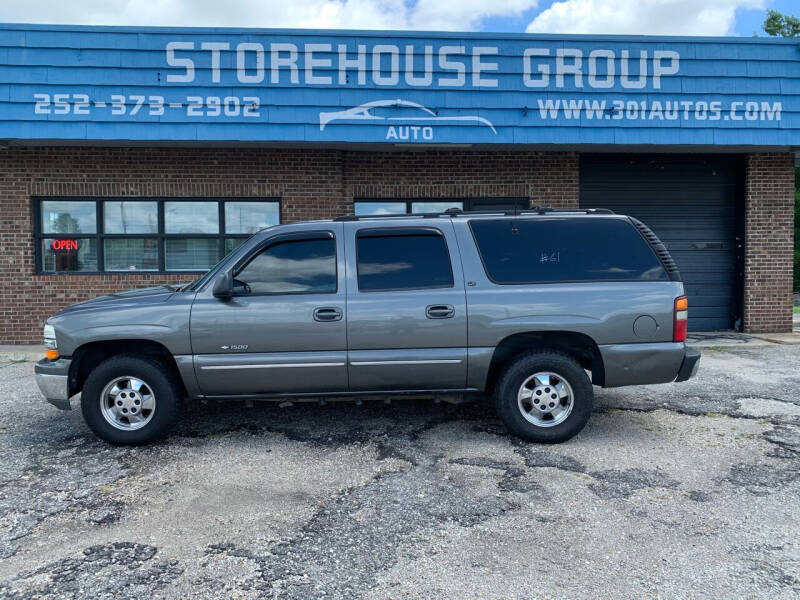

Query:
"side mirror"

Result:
[[212, 271, 233, 299]]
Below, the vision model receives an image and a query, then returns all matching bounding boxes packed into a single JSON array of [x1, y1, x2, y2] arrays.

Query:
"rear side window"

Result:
[[357, 228, 454, 291], [470, 218, 668, 284]]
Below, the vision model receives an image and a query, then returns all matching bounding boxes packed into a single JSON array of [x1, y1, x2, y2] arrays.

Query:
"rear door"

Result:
[[344, 220, 468, 391], [190, 226, 348, 396]]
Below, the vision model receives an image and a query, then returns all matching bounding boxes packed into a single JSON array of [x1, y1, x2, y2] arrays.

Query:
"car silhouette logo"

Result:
[[319, 99, 496, 133]]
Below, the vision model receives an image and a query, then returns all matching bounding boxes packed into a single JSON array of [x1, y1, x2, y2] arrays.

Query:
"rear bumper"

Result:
[[599, 342, 700, 387], [34, 358, 72, 410], [675, 348, 701, 382]]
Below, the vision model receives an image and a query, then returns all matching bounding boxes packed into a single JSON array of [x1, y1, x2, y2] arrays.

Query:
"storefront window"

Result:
[[41, 238, 98, 272], [225, 201, 280, 234], [354, 200, 464, 216], [354, 202, 407, 216], [103, 201, 158, 234], [41, 200, 97, 234], [165, 238, 220, 271], [34, 197, 280, 273], [354, 198, 528, 218], [224, 237, 248, 255], [165, 201, 219, 234], [411, 201, 464, 213], [104, 238, 159, 271]]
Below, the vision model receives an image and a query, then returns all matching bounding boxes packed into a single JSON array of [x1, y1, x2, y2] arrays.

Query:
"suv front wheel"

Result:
[[81, 355, 182, 445], [494, 351, 593, 443]]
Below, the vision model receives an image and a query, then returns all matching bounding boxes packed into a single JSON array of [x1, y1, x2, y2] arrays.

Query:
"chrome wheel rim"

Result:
[[517, 372, 574, 428], [100, 376, 156, 431]]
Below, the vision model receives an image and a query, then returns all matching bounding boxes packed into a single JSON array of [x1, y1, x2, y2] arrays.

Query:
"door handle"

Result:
[[426, 304, 455, 319], [313, 307, 343, 322]]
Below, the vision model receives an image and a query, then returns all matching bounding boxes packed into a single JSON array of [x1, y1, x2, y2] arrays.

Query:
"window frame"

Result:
[[33, 196, 281, 275], [231, 230, 339, 297], [355, 226, 455, 293]]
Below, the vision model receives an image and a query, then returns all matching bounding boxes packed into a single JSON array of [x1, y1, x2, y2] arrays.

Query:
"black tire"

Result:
[[81, 354, 182, 445], [494, 351, 593, 444]]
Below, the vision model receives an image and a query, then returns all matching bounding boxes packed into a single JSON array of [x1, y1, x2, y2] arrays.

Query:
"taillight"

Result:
[[673, 296, 688, 342]]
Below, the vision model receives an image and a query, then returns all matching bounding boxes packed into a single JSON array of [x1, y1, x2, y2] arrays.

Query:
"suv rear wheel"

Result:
[[81, 355, 182, 445], [494, 351, 593, 443]]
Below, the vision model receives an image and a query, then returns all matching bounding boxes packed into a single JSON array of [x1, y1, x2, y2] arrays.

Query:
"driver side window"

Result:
[[235, 236, 336, 295]]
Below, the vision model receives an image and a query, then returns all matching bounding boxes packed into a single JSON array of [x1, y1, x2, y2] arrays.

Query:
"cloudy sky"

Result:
[[0, 0, 795, 37]]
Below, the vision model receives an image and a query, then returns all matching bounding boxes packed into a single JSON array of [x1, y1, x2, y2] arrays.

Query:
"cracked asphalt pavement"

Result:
[[1, 343, 799, 599]]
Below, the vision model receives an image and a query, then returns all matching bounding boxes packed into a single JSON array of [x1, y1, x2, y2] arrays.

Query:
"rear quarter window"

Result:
[[469, 217, 668, 284]]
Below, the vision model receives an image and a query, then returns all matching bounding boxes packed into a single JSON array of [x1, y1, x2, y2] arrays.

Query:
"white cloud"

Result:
[[0, 0, 538, 31], [410, 0, 537, 31], [525, 0, 765, 36]]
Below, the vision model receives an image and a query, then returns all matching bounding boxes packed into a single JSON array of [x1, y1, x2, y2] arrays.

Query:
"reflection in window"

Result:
[[104, 201, 158, 234], [411, 201, 463, 213], [356, 232, 453, 291], [236, 238, 336, 294], [165, 202, 219, 234], [354, 202, 407, 216], [225, 202, 280, 234], [41, 201, 96, 234]]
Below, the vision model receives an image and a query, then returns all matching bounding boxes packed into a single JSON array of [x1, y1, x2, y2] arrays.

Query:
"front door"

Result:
[[190, 226, 348, 397], [344, 220, 468, 391]]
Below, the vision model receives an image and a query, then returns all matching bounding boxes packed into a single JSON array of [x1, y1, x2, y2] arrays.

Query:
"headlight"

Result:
[[43, 324, 59, 359]]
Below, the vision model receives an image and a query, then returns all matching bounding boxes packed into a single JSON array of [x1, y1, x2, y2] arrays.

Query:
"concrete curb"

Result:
[[746, 333, 800, 345], [0, 346, 43, 363]]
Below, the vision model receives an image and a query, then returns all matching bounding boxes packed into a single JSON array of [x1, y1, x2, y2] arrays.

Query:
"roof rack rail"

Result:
[[332, 212, 450, 222], [515, 207, 616, 215], [332, 207, 615, 221]]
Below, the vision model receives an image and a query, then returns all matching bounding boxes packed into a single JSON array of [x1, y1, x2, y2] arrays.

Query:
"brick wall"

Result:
[[345, 151, 579, 207], [743, 153, 796, 333], [0, 147, 579, 343]]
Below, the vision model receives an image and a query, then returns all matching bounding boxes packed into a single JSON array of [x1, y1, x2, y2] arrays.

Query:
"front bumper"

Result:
[[34, 358, 72, 410]]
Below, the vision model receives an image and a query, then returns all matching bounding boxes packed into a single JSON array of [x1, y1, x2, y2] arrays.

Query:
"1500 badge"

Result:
[[220, 345, 249, 351]]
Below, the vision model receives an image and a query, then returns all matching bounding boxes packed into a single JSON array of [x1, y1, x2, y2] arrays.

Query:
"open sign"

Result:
[[51, 239, 79, 252]]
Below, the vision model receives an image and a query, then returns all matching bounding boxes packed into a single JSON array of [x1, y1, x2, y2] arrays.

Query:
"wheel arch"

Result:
[[68, 339, 188, 398], [485, 331, 605, 393]]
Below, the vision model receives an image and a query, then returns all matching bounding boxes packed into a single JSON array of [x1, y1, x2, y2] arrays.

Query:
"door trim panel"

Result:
[[201, 362, 346, 370], [347, 348, 467, 390], [194, 351, 348, 394], [197, 351, 347, 368], [349, 359, 462, 366]]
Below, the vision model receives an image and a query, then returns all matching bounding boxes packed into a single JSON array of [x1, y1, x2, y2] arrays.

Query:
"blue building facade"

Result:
[[0, 24, 796, 341], [1, 24, 798, 147]]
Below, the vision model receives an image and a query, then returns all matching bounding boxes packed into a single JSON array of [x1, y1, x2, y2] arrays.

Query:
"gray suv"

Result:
[[35, 208, 700, 445]]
